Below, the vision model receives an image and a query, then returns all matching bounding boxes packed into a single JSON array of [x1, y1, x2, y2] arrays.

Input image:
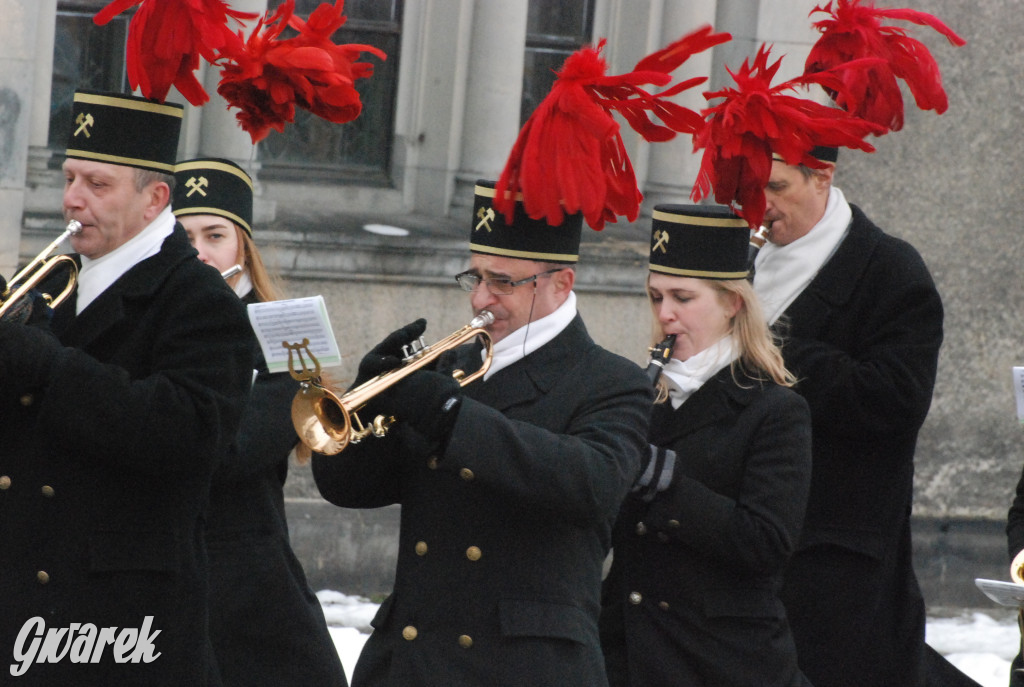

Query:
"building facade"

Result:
[[1, 0, 1019, 607]]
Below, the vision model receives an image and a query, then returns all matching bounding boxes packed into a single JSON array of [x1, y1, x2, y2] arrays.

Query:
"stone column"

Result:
[[755, 0, 820, 83], [0, 0, 48, 276], [26, 0, 57, 191], [452, 1, 528, 206], [392, 0, 475, 216], [192, 0, 272, 221], [643, 0, 723, 208]]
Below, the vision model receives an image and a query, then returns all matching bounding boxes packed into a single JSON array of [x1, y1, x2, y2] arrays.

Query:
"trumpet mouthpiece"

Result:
[[66, 220, 83, 236], [471, 310, 495, 328]]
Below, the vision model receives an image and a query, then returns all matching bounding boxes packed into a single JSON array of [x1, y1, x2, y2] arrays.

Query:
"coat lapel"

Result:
[[649, 367, 764, 447], [782, 205, 880, 338], [459, 314, 592, 413], [55, 226, 194, 349]]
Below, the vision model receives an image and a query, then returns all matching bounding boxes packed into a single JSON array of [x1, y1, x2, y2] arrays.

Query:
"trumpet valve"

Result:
[[452, 369, 466, 382], [402, 337, 427, 360]]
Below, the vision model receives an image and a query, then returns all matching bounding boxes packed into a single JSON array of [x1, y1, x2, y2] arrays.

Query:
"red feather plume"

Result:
[[495, 26, 731, 231], [94, 0, 256, 106], [804, 0, 966, 131], [215, 0, 387, 143], [692, 45, 886, 229]]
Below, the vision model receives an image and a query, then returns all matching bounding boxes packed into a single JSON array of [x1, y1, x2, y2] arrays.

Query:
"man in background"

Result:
[[753, 147, 946, 686]]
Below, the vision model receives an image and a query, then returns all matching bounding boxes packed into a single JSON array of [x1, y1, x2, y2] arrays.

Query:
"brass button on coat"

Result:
[[37, 571, 50, 585], [402, 625, 418, 641], [19, 394, 34, 406], [0, 476, 10, 490], [635, 522, 647, 536], [667, 519, 680, 529], [658, 601, 670, 611], [41, 485, 55, 498], [415, 541, 428, 556], [628, 591, 642, 605], [427, 457, 439, 470], [466, 546, 482, 561], [458, 634, 473, 648], [459, 468, 474, 481]]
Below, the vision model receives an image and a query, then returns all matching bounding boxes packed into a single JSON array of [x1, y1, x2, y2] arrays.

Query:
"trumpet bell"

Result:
[[291, 384, 352, 456], [1011, 549, 1024, 585]]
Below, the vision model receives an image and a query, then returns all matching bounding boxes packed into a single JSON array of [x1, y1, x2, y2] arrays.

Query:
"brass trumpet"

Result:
[[1011, 549, 1024, 584], [0, 220, 82, 322], [289, 310, 495, 455]]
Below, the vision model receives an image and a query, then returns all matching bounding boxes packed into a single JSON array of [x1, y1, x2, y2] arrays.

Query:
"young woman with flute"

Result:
[[173, 158, 347, 687], [600, 204, 813, 686]]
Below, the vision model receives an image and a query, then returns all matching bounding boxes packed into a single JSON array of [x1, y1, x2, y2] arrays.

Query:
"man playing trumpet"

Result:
[[0, 91, 252, 684], [311, 180, 652, 687]]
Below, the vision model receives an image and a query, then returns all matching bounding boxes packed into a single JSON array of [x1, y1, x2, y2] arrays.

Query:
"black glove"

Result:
[[631, 444, 677, 503], [376, 369, 462, 443], [1, 289, 55, 326], [352, 319, 428, 389], [0, 321, 62, 389]]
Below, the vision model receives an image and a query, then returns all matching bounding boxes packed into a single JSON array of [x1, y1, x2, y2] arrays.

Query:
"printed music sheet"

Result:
[[247, 296, 342, 374]]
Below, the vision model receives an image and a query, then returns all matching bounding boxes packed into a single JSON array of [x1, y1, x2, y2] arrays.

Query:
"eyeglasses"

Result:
[[454, 267, 565, 296]]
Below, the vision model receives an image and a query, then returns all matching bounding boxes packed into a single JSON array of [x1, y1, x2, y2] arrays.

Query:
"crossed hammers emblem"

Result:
[[186, 176, 209, 197], [475, 207, 495, 233], [74, 113, 94, 138], [652, 229, 670, 254]]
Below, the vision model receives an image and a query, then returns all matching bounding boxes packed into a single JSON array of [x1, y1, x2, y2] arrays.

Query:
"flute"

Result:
[[748, 225, 771, 270], [645, 334, 676, 385]]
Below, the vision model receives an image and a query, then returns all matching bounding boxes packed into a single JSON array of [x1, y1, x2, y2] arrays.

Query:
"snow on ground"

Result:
[[318, 590, 1022, 687]]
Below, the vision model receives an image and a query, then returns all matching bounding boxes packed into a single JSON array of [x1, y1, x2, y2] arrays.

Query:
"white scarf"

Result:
[[753, 186, 852, 325], [482, 290, 578, 381], [233, 271, 253, 299], [661, 335, 739, 409], [76, 206, 175, 314]]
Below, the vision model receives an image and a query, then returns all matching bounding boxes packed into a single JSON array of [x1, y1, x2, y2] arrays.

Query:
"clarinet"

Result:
[[645, 334, 676, 385], [747, 225, 771, 280]]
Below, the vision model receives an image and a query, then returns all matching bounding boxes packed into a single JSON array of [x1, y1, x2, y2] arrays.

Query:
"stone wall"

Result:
[[835, 0, 1024, 520]]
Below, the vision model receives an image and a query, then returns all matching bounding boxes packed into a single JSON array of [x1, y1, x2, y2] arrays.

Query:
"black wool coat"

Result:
[[772, 205, 944, 687], [313, 314, 653, 687], [0, 225, 252, 686], [206, 293, 347, 687], [600, 368, 812, 687]]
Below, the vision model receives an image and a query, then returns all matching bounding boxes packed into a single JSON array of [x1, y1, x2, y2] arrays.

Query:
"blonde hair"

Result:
[[648, 275, 795, 403]]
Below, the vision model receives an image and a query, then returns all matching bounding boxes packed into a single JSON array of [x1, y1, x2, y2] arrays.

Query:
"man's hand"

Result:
[[376, 369, 463, 444], [353, 319, 427, 389]]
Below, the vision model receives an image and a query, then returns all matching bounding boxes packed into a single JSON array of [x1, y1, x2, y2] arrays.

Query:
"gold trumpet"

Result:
[[1011, 549, 1024, 584], [0, 220, 82, 322], [288, 310, 495, 455]]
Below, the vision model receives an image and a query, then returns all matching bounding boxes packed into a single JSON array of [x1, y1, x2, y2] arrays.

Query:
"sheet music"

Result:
[[247, 296, 341, 374], [975, 578, 1024, 608]]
